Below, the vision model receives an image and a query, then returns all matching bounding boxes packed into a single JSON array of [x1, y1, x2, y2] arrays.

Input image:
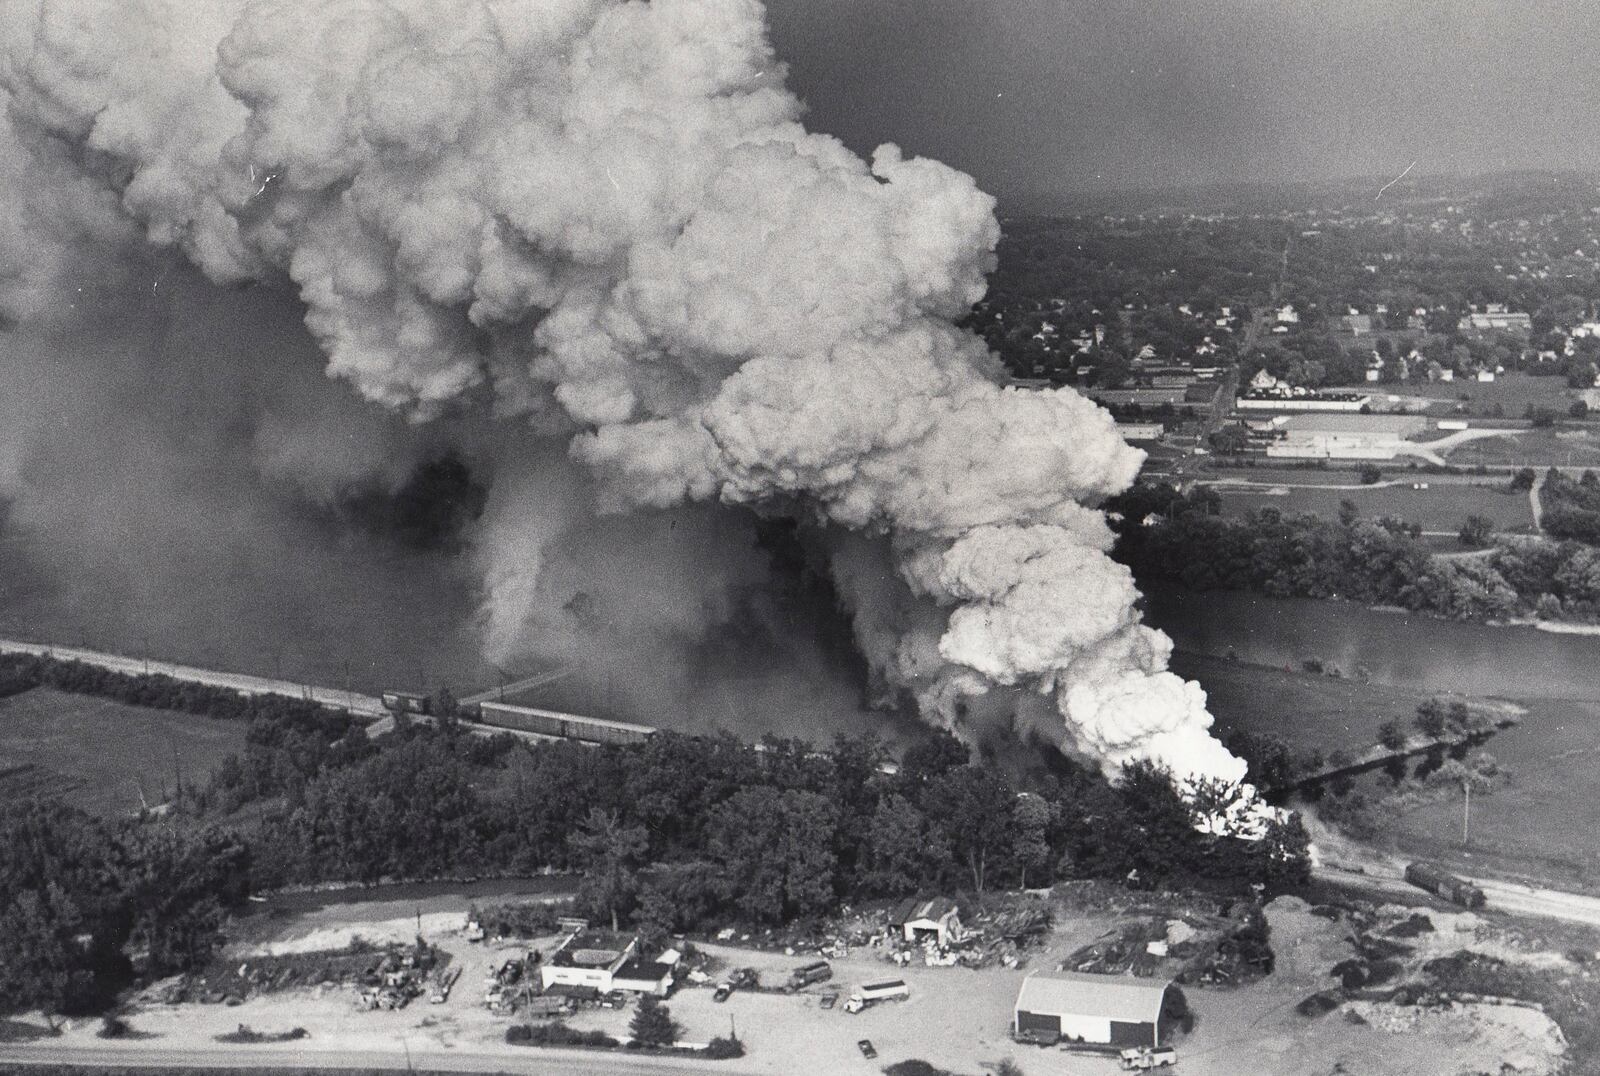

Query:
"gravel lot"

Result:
[[5, 893, 1562, 1075]]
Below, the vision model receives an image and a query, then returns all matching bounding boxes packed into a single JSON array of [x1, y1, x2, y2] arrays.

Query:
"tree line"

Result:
[[1110, 482, 1600, 624], [223, 720, 1310, 938]]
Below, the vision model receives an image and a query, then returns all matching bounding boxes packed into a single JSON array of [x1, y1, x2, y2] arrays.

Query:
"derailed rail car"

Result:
[[1403, 861, 1486, 909], [477, 700, 656, 747], [381, 691, 432, 716]]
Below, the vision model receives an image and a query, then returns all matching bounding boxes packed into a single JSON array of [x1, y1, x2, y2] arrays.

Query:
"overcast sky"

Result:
[[765, 0, 1600, 205]]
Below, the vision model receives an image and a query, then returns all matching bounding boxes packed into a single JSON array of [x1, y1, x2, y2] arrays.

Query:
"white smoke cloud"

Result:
[[0, 0, 1244, 783]]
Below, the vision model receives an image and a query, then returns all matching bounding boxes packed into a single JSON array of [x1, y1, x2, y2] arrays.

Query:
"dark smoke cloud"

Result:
[[0, 0, 1245, 781]]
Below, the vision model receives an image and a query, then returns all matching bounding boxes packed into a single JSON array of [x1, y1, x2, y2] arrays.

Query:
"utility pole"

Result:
[[1462, 778, 1472, 845]]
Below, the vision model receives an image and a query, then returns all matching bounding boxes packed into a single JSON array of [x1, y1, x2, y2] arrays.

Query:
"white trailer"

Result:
[[845, 979, 910, 1014]]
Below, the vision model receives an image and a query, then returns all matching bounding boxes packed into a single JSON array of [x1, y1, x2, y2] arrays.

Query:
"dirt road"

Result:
[[0, 638, 388, 717], [1316, 852, 1600, 927]]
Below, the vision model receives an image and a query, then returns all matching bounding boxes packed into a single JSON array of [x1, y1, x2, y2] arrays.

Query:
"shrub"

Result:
[[1378, 720, 1407, 751], [215, 1025, 307, 1044], [507, 1022, 620, 1048], [1296, 992, 1340, 1017], [885, 1063, 959, 1076], [629, 995, 682, 1048], [704, 1035, 746, 1059], [1414, 701, 1447, 739]]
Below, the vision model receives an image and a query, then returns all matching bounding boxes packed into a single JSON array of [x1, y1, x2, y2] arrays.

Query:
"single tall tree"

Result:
[[569, 807, 648, 932], [629, 995, 682, 1048]]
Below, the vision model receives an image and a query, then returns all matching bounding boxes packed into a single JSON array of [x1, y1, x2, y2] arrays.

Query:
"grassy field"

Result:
[[1339, 372, 1579, 415], [1172, 651, 1440, 754], [1178, 653, 1600, 892], [1208, 477, 1537, 533], [1381, 695, 1600, 890], [0, 687, 245, 815], [1447, 425, 1600, 468]]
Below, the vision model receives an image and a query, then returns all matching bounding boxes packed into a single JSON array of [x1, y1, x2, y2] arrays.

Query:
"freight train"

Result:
[[475, 701, 656, 746], [1403, 861, 1486, 909], [379, 691, 656, 746]]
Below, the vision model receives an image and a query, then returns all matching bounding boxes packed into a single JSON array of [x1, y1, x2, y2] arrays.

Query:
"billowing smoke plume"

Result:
[[0, 0, 1244, 782]]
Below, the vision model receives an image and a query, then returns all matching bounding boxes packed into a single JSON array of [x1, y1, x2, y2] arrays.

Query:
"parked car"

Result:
[[600, 991, 627, 1009], [819, 990, 838, 1010], [712, 983, 733, 1003], [857, 1040, 878, 1059], [1013, 1027, 1060, 1047], [1119, 1046, 1177, 1070]]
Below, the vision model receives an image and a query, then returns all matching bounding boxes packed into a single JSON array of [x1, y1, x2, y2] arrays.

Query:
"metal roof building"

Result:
[[1013, 971, 1185, 1048], [889, 897, 964, 947]]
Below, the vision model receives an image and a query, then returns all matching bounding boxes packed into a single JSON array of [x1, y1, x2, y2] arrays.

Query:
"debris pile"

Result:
[[173, 938, 449, 1008], [1064, 904, 1274, 987]]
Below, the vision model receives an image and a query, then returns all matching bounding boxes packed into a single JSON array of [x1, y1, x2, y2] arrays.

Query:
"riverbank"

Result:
[[1147, 588, 1600, 700]]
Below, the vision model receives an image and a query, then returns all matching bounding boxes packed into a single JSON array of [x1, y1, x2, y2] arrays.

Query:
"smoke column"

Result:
[[0, 0, 1244, 783]]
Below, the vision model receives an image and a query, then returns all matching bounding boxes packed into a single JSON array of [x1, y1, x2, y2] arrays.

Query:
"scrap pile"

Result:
[[1066, 904, 1275, 987], [172, 939, 449, 1007], [356, 943, 446, 1011]]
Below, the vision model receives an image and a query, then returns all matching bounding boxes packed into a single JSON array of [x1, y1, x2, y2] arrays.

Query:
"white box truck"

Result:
[[844, 979, 910, 1014]]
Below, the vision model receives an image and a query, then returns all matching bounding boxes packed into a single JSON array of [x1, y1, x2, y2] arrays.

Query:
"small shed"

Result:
[[1013, 971, 1185, 1048], [891, 898, 963, 948]]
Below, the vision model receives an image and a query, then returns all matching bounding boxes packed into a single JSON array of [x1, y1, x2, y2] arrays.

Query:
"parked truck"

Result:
[[428, 966, 461, 1004], [1404, 861, 1486, 909], [523, 996, 571, 1018], [787, 960, 833, 991], [844, 979, 910, 1014]]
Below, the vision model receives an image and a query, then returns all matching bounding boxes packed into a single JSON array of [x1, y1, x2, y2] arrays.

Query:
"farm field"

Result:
[[1206, 477, 1537, 533], [0, 687, 245, 815]]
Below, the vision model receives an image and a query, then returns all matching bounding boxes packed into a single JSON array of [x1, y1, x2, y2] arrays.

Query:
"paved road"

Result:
[[0, 1041, 754, 1075]]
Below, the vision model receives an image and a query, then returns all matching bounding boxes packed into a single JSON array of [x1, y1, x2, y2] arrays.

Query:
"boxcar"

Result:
[[381, 691, 432, 716], [477, 701, 655, 746]]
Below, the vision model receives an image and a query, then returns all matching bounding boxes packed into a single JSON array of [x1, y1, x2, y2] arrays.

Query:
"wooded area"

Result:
[[0, 653, 1311, 1019]]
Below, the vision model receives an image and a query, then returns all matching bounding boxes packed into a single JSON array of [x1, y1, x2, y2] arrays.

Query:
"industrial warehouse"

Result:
[[1012, 971, 1187, 1049], [1263, 413, 1428, 461]]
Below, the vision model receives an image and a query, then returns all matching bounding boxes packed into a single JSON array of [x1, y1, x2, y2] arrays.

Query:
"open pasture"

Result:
[[0, 687, 244, 815]]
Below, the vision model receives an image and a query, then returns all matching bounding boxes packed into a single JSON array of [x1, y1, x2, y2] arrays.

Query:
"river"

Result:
[[1143, 588, 1600, 700]]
